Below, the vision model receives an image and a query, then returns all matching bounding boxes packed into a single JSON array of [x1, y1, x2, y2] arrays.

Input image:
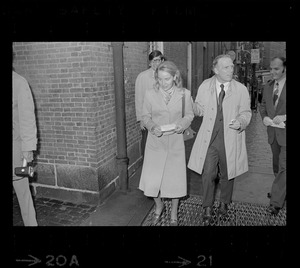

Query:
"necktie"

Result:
[[219, 84, 225, 111], [273, 82, 279, 106]]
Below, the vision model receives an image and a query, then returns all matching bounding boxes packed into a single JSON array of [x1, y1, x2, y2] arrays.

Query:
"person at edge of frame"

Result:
[[13, 51, 38, 226], [259, 56, 286, 216]]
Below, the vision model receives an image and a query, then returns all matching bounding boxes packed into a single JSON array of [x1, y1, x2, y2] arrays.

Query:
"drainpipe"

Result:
[[111, 42, 129, 191]]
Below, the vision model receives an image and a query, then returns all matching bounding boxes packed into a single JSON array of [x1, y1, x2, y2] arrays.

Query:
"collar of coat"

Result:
[[157, 86, 186, 108], [207, 76, 239, 99], [267, 78, 286, 89]]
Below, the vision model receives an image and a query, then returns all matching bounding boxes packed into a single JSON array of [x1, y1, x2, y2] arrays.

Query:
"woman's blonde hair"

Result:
[[154, 60, 182, 90]]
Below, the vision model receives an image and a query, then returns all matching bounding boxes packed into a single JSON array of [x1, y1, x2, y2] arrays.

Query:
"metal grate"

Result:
[[141, 195, 286, 226]]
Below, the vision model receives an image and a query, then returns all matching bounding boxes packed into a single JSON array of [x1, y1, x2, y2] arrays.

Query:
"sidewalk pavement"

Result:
[[80, 158, 274, 226], [80, 167, 153, 226], [12, 166, 153, 227]]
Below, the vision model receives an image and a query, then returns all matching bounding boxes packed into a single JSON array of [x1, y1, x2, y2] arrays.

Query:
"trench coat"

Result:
[[138, 86, 194, 198], [12, 71, 38, 226], [13, 71, 37, 173], [188, 76, 251, 180]]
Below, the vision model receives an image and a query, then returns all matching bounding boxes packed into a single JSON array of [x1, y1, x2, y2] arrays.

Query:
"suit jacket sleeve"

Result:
[[18, 80, 37, 151], [259, 83, 268, 119]]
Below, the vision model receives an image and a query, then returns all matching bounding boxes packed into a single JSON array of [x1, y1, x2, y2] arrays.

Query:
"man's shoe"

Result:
[[218, 202, 228, 216], [267, 192, 271, 199], [267, 204, 280, 216], [202, 206, 212, 225]]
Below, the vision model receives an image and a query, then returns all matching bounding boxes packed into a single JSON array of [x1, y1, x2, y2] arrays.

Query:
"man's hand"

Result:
[[192, 102, 200, 116], [273, 115, 286, 125], [22, 151, 33, 163], [229, 119, 241, 130], [263, 116, 273, 126]]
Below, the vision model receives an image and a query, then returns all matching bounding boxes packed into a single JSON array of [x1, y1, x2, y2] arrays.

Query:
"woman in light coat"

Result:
[[138, 61, 194, 226]]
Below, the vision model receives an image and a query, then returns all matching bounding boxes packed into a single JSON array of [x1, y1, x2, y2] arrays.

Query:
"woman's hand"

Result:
[[151, 125, 163, 137], [174, 125, 184, 134]]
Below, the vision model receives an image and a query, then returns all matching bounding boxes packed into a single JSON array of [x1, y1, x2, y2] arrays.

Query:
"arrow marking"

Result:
[[16, 255, 41, 266], [165, 256, 191, 267]]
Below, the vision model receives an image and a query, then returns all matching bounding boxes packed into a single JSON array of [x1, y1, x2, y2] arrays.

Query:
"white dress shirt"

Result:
[[216, 80, 230, 103]]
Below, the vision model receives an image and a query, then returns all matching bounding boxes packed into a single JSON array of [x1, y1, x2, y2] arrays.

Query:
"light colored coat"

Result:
[[13, 71, 37, 170], [138, 87, 194, 198], [188, 76, 251, 180], [12, 71, 38, 226], [135, 68, 156, 121]]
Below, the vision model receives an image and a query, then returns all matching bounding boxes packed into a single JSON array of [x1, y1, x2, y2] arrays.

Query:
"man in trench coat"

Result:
[[188, 54, 251, 224], [13, 68, 38, 226]]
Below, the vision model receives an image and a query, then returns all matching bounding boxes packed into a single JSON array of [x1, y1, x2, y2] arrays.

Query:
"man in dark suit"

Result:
[[259, 56, 286, 215]]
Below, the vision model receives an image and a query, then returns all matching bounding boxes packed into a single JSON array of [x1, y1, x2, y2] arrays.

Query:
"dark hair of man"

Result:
[[149, 50, 163, 61], [212, 54, 232, 70], [271, 56, 286, 68]]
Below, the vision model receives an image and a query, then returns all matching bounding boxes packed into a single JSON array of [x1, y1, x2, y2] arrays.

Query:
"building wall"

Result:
[[123, 42, 149, 171], [162, 41, 229, 98], [262, 42, 286, 69], [163, 42, 188, 88], [13, 42, 147, 203]]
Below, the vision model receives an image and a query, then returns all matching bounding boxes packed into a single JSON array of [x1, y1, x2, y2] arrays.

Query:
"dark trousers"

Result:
[[270, 138, 286, 208], [201, 133, 234, 208], [141, 129, 148, 158]]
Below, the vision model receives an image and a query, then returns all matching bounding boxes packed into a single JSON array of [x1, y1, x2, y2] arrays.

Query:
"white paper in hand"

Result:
[[160, 124, 176, 133], [271, 122, 285, 128]]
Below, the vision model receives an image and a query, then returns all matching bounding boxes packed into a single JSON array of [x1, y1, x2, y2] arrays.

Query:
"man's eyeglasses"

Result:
[[152, 58, 162, 63]]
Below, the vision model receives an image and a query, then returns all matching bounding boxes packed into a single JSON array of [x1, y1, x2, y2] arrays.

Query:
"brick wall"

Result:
[[164, 42, 188, 88], [123, 42, 148, 166], [13, 42, 148, 203], [261, 42, 286, 70]]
